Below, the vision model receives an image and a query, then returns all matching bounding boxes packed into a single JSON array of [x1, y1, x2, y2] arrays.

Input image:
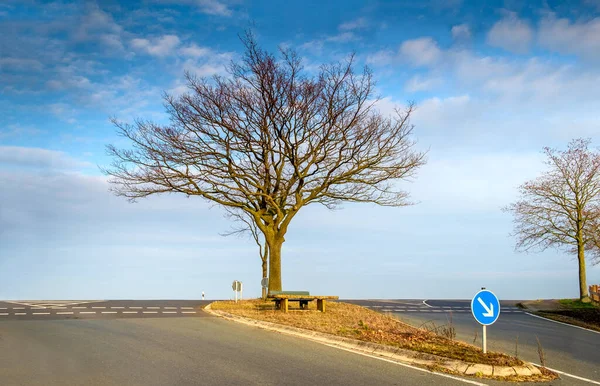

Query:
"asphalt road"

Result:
[[0, 300, 208, 320], [345, 299, 600, 385], [0, 300, 491, 386]]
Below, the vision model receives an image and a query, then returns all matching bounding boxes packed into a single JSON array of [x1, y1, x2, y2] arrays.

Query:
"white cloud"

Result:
[[405, 75, 443, 92], [180, 43, 212, 58], [0, 57, 44, 71], [538, 14, 600, 60], [486, 13, 533, 54], [366, 50, 395, 66], [399, 37, 442, 67], [339, 17, 369, 31], [157, 0, 232, 16], [193, 0, 232, 16], [451, 24, 471, 41], [131, 34, 181, 56], [0, 124, 44, 139], [0, 146, 91, 170]]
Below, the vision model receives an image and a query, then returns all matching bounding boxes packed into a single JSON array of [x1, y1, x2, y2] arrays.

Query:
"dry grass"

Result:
[[210, 299, 522, 367]]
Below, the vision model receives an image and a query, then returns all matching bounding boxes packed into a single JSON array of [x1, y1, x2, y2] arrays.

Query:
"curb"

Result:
[[203, 305, 542, 379]]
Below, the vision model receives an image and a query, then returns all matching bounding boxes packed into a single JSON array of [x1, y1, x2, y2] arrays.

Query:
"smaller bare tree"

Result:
[[504, 138, 600, 302], [222, 208, 269, 299]]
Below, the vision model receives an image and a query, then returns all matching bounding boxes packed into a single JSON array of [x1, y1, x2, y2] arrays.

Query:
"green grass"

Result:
[[558, 299, 599, 309]]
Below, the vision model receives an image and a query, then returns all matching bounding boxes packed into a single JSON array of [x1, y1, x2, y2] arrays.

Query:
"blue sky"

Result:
[[1, 0, 599, 300]]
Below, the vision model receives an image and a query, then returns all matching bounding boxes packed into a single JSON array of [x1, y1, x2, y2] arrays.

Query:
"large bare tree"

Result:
[[504, 139, 600, 302], [103, 33, 427, 292]]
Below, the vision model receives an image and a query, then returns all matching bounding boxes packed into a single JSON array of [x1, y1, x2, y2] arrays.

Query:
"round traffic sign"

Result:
[[471, 290, 501, 326]]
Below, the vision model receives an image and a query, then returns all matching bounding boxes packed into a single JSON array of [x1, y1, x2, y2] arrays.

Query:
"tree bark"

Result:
[[577, 241, 591, 302], [268, 236, 284, 292]]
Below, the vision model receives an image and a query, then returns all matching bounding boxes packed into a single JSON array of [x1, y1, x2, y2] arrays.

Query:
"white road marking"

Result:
[[319, 341, 488, 385], [15, 313, 26, 315], [13, 307, 25, 310], [162, 311, 177, 314], [79, 311, 96, 314], [181, 307, 194, 310], [101, 311, 117, 314], [92, 307, 106, 309], [0, 313, 8, 316], [164, 307, 177, 309], [525, 312, 600, 335], [57, 312, 73, 315], [422, 300, 434, 308], [530, 362, 600, 385], [111, 307, 125, 309], [73, 307, 87, 309], [0, 308, 6, 309], [33, 312, 50, 315], [52, 307, 67, 309], [143, 311, 158, 314], [182, 311, 196, 314], [129, 307, 143, 309], [123, 311, 138, 314], [147, 307, 160, 309]]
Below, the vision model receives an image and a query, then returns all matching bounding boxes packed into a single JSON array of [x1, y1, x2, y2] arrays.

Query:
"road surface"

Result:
[[346, 299, 600, 385], [0, 299, 493, 386]]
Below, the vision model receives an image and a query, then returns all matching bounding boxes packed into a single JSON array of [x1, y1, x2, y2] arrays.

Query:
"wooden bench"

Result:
[[268, 291, 339, 313]]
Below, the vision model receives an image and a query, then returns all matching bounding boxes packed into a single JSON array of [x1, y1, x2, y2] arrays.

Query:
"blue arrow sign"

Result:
[[471, 290, 500, 326]]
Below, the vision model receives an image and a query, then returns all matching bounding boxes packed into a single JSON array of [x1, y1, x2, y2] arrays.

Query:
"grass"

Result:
[[558, 298, 599, 309], [536, 309, 600, 332], [210, 299, 523, 367]]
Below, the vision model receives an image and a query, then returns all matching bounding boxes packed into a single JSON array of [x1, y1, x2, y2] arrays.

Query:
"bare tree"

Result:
[[221, 208, 269, 299], [504, 139, 600, 302], [103, 32, 427, 292]]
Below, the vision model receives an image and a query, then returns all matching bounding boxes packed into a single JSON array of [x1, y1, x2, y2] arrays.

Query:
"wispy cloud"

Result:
[[538, 13, 600, 60], [339, 17, 369, 31], [130, 34, 181, 56], [486, 13, 533, 54], [0, 146, 91, 170]]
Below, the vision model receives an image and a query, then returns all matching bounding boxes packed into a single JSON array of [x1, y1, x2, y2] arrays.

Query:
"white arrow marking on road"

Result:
[[477, 297, 494, 317]]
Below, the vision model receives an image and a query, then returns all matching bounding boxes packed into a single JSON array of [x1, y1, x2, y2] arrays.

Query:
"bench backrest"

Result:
[[269, 290, 310, 296]]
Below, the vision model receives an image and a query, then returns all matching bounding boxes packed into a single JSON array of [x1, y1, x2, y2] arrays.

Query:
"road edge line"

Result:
[[529, 362, 600, 385], [524, 312, 600, 335]]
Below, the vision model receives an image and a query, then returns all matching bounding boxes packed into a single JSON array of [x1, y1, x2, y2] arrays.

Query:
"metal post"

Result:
[[482, 325, 487, 354], [234, 288, 237, 303], [240, 283, 243, 300]]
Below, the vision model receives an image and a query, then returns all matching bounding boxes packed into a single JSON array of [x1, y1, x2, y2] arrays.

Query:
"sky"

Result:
[[1, 0, 600, 300]]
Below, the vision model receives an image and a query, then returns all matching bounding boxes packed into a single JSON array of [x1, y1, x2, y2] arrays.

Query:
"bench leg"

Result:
[[281, 298, 288, 313], [317, 299, 325, 312]]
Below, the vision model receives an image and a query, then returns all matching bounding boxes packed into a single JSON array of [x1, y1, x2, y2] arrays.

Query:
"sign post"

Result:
[[471, 289, 500, 354], [232, 280, 243, 302]]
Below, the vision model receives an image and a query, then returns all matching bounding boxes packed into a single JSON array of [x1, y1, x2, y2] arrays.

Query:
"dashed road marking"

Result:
[[164, 307, 177, 309], [33, 312, 50, 315], [57, 312, 73, 315], [143, 311, 158, 314], [182, 311, 196, 314], [111, 307, 125, 309], [15, 313, 26, 316], [79, 311, 96, 314], [129, 307, 142, 309], [147, 307, 160, 309], [123, 311, 138, 314], [181, 307, 194, 310], [73, 307, 87, 309], [92, 307, 106, 309], [162, 311, 177, 314], [0, 313, 8, 316], [102, 311, 117, 314]]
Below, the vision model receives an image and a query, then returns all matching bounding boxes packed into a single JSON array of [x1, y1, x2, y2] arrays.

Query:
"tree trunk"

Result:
[[577, 241, 590, 303], [268, 236, 284, 292]]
